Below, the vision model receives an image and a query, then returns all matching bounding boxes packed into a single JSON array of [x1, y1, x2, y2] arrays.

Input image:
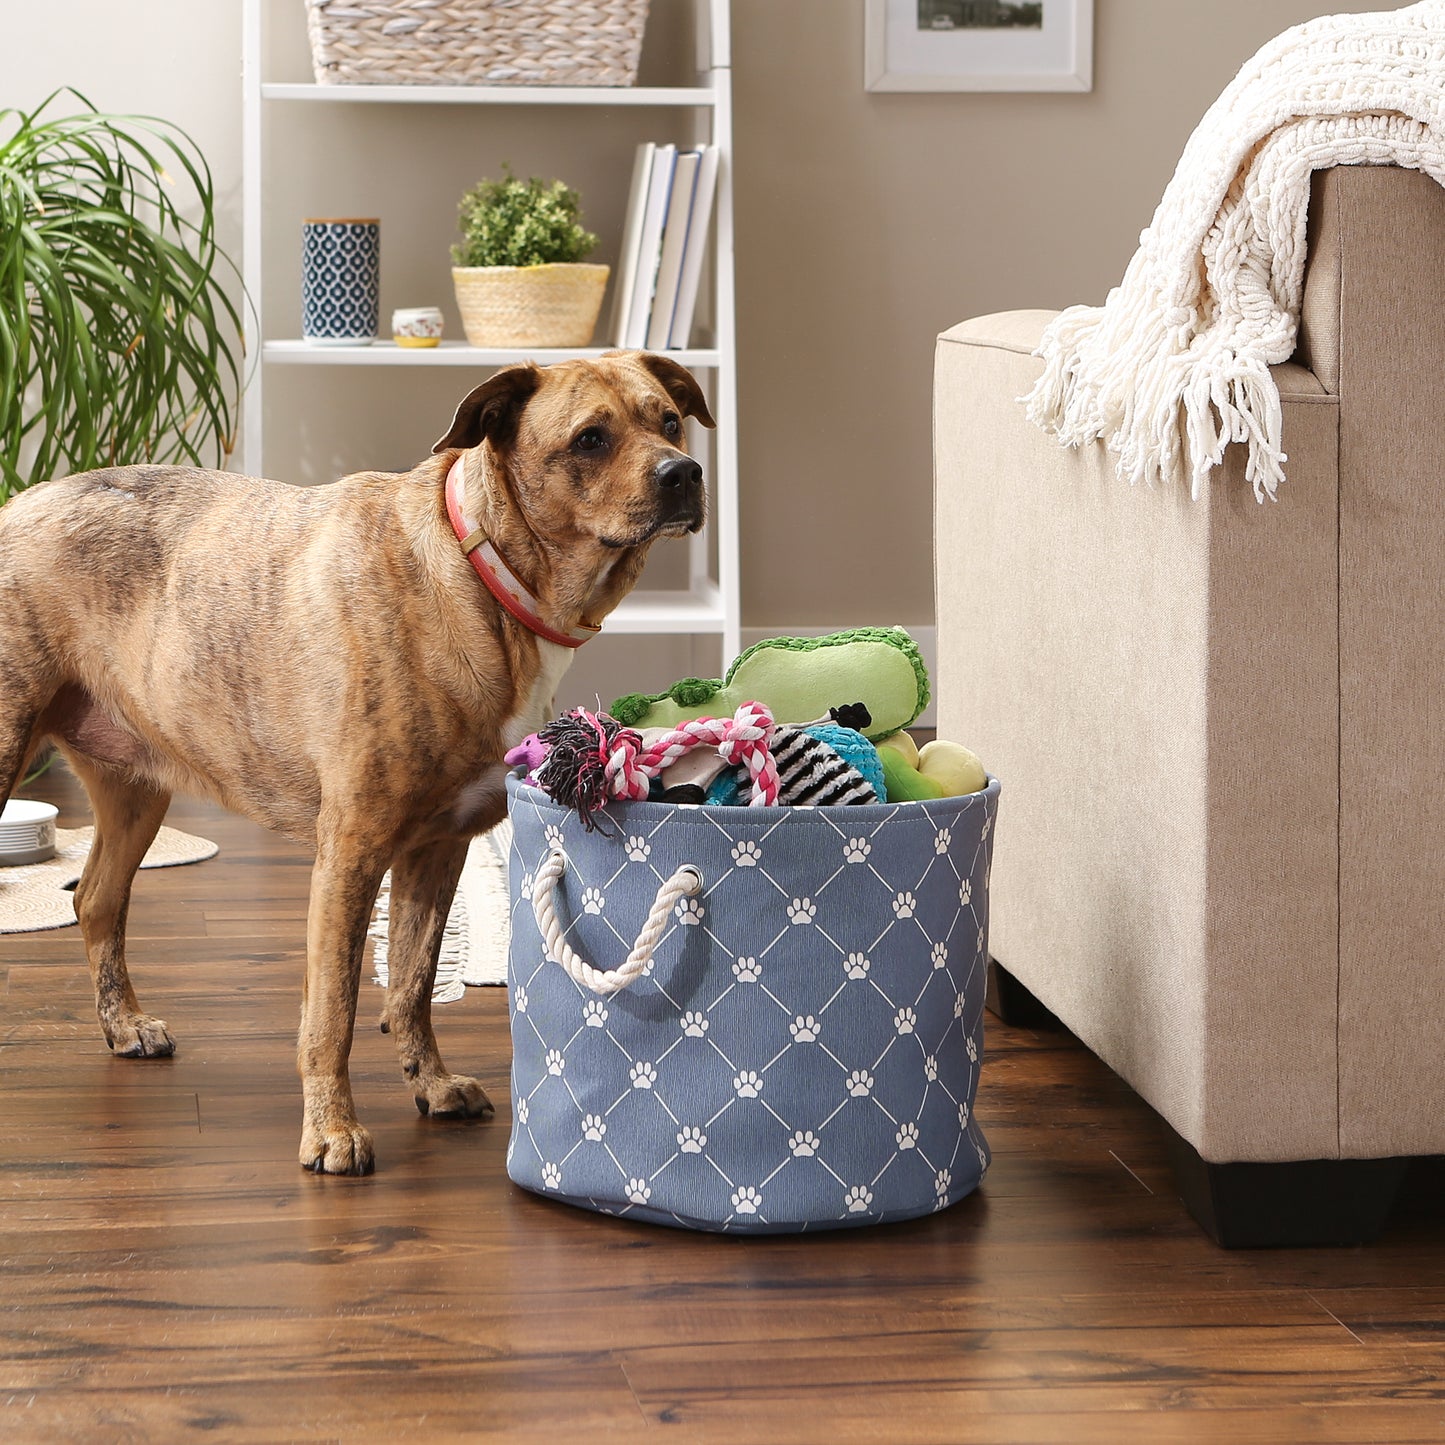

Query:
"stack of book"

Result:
[[610, 142, 720, 351]]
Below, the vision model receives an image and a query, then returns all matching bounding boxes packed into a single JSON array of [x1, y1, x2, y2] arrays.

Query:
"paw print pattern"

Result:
[[925, 1055, 938, 1082], [894, 1007, 917, 1036], [513, 985, 529, 1014], [787, 897, 817, 925], [732, 956, 761, 982], [626, 835, 651, 862], [630, 1061, 657, 1090], [680, 1010, 709, 1038], [844, 952, 871, 980], [581, 886, 604, 915], [896, 1121, 920, 1150], [544, 825, 564, 850], [846, 1070, 874, 1098], [731, 840, 762, 867], [935, 1168, 952, 1199], [931, 942, 949, 971], [541, 1161, 562, 1190], [582, 1114, 606, 1141], [892, 891, 916, 919], [789, 1130, 820, 1157], [789, 1015, 820, 1043], [520, 871, 534, 899], [734, 1070, 763, 1099], [545, 1049, 565, 1076], [958, 1100, 970, 1128], [583, 999, 608, 1029], [935, 827, 952, 855], [959, 877, 973, 906], [845, 1185, 874, 1214], [677, 1125, 707, 1153], [976, 1140, 989, 1169], [731, 1186, 762, 1215], [675, 896, 705, 926], [516, 1097, 530, 1126], [626, 1178, 652, 1205], [954, 991, 966, 1020], [843, 837, 871, 863], [966, 1033, 979, 1063]]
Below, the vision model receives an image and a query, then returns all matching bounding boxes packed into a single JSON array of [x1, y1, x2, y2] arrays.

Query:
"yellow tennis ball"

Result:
[[917, 740, 987, 796]]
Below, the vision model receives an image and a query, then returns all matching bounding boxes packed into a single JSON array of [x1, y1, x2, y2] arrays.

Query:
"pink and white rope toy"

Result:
[[619, 701, 780, 807], [509, 702, 780, 823]]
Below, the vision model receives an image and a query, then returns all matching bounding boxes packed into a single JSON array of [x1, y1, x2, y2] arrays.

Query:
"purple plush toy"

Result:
[[504, 733, 550, 784]]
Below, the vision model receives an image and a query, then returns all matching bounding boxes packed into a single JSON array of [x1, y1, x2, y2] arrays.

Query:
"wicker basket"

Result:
[[452, 263, 610, 347], [306, 1, 651, 87]]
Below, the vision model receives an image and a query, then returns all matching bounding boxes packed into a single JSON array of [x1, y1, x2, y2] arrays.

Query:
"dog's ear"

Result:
[[636, 353, 716, 429], [432, 363, 543, 453]]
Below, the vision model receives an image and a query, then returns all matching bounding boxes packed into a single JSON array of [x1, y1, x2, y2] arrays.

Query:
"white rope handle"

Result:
[[531, 848, 703, 996]]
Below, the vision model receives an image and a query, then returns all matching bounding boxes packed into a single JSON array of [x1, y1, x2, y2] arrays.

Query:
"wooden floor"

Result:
[[5, 772, 1445, 1442]]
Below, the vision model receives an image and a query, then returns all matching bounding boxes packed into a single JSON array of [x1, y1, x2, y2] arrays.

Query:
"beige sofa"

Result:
[[934, 166, 1445, 1246]]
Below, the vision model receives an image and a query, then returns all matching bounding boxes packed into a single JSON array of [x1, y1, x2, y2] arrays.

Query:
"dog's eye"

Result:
[[573, 427, 608, 454], [662, 413, 681, 439]]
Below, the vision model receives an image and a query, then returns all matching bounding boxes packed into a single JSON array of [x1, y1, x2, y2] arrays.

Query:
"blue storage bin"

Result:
[[505, 772, 999, 1233]]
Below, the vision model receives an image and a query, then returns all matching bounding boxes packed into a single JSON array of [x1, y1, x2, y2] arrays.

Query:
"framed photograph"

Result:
[[865, 0, 1093, 93]]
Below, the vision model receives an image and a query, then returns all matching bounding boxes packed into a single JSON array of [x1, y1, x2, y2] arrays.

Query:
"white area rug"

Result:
[[0, 826, 219, 934], [370, 818, 512, 1003]]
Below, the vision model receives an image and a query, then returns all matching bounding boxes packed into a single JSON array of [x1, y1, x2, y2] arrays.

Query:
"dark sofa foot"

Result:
[[1163, 1120, 1409, 1247], [984, 958, 1061, 1029]]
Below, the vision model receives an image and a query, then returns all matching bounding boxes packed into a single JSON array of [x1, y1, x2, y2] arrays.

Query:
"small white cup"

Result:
[[392, 306, 444, 348]]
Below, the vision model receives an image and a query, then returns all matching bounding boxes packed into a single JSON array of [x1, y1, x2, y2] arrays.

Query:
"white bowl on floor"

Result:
[[0, 799, 59, 865]]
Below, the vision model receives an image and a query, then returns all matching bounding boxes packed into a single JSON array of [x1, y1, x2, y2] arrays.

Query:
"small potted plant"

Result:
[[451, 167, 609, 349]]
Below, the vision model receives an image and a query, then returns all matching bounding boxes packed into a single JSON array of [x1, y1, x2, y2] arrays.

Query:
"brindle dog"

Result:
[[0, 351, 714, 1174]]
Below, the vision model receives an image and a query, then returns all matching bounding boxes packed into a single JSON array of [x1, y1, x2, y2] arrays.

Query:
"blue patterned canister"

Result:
[[302, 218, 380, 344], [506, 774, 998, 1234]]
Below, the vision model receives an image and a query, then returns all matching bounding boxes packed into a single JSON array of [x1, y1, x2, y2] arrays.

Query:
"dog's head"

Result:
[[433, 351, 715, 552]]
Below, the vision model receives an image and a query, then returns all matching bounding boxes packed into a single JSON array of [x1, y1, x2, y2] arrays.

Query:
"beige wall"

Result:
[[732, 0, 1380, 626], [2, 0, 1384, 648]]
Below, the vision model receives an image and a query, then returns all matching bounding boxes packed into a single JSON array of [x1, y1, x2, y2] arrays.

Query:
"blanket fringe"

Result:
[[1024, 2, 1445, 500]]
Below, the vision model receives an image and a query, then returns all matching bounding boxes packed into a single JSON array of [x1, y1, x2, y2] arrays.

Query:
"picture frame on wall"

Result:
[[865, 0, 1093, 93]]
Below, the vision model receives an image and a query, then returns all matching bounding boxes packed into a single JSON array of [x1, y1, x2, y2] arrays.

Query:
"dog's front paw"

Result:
[[299, 1119, 376, 1175], [105, 1013, 176, 1059], [414, 1073, 494, 1120]]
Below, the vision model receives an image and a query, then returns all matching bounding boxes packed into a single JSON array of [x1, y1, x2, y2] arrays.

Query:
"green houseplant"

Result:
[[1, 91, 243, 783], [450, 167, 609, 348], [0, 90, 244, 504]]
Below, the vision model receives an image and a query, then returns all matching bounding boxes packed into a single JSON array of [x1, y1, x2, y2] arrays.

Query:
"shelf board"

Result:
[[607, 587, 724, 634], [263, 340, 721, 368], [261, 82, 717, 107]]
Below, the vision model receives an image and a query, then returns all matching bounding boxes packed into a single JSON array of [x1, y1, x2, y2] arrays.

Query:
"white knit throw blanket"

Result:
[[1025, 1, 1445, 500]]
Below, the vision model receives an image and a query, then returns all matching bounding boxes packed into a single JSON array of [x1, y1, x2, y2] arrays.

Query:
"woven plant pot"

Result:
[[306, 0, 651, 87], [452, 263, 609, 348]]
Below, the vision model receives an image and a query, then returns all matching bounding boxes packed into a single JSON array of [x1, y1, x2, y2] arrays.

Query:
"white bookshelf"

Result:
[[240, 0, 740, 662]]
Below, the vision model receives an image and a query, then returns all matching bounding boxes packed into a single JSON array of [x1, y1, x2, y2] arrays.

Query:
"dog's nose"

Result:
[[655, 455, 703, 492]]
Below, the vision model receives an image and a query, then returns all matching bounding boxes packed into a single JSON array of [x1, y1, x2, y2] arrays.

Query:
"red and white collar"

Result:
[[444, 458, 600, 649]]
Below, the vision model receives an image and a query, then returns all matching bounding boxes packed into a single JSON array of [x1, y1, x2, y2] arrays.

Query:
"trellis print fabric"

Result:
[[505, 774, 998, 1233]]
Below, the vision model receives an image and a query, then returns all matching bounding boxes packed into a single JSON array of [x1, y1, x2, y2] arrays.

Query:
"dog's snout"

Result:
[[655, 455, 703, 491]]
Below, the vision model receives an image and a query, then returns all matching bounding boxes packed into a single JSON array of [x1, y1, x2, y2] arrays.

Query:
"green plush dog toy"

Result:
[[610, 627, 930, 742]]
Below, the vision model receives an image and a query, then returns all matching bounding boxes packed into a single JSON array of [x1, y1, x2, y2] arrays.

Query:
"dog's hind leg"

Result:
[[383, 837, 494, 1121], [0, 701, 40, 805], [67, 756, 176, 1058]]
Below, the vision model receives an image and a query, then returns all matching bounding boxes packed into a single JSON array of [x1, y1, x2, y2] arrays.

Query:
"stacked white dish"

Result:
[[0, 799, 59, 865]]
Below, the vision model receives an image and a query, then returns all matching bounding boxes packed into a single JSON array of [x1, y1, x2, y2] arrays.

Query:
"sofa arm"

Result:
[[934, 314, 1341, 1163]]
